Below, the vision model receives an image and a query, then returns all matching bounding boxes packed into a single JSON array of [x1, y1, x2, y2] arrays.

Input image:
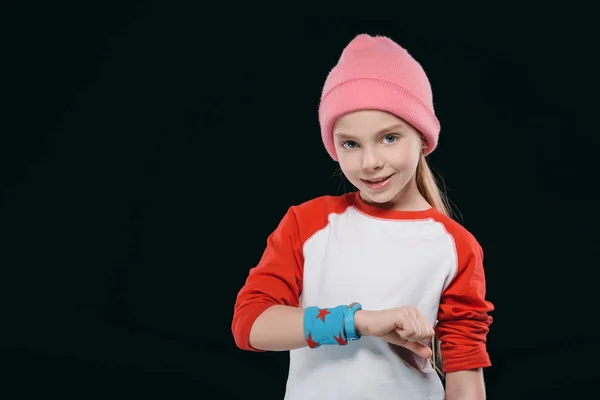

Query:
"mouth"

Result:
[[360, 174, 394, 190]]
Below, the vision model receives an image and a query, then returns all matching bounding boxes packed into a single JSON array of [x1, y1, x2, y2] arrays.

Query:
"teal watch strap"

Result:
[[344, 302, 362, 341]]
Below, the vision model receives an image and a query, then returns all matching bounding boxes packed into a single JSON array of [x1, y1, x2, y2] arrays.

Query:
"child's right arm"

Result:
[[248, 304, 434, 358], [248, 306, 367, 351], [248, 305, 307, 351], [232, 206, 433, 357], [231, 207, 306, 352]]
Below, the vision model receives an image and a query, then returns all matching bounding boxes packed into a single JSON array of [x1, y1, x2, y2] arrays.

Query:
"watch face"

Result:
[[348, 302, 358, 308]]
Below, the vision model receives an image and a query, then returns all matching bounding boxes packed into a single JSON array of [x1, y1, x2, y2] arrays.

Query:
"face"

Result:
[[333, 110, 425, 209]]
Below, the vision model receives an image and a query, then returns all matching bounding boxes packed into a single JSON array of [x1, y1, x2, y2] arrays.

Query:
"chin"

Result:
[[361, 188, 400, 205]]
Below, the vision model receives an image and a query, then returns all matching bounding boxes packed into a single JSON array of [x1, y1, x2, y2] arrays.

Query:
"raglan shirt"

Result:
[[232, 192, 494, 400]]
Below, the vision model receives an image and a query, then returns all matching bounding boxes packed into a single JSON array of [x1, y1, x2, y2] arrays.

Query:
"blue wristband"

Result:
[[343, 302, 362, 341], [303, 305, 348, 348]]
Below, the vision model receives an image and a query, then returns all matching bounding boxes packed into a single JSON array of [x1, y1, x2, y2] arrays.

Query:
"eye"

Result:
[[341, 140, 358, 149], [382, 134, 398, 144]]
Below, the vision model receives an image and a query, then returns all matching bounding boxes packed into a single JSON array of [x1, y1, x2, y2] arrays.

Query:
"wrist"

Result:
[[342, 302, 363, 341], [353, 310, 369, 337]]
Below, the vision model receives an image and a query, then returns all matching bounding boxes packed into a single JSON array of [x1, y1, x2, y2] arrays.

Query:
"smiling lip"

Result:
[[361, 174, 394, 190]]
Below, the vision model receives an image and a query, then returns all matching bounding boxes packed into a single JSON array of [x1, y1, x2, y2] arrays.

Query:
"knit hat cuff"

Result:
[[319, 78, 440, 161]]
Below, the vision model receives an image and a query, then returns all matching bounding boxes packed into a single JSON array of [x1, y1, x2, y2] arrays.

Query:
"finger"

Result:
[[404, 341, 433, 359], [419, 320, 434, 339], [398, 323, 430, 342], [383, 332, 433, 359], [399, 314, 422, 339], [415, 314, 434, 339], [382, 332, 406, 347], [390, 336, 432, 359], [407, 310, 421, 337], [398, 313, 419, 340], [413, 316, 423, 338], [396, 330, 424, 345]]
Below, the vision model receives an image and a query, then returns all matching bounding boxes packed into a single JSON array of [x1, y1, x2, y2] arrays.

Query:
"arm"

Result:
[[435, 230, 494, 396], [250, 306, 372, 351], [445, 368, 486, 400], [249, 304, 383, 351], [249, 305, 307, 351], [232, 207, 306, 351]]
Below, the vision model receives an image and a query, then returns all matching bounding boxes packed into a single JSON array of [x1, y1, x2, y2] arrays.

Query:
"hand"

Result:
[[354, 306, 435, 359]]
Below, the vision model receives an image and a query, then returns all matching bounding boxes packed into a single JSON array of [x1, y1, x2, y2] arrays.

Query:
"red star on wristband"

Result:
[[334, 332, 347, 345], [316, 308, 330, 322], [306, 333, 319, 349]]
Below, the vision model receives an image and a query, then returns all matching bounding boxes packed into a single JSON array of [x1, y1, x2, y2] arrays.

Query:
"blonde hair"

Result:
[[416, 150, 452, 378]]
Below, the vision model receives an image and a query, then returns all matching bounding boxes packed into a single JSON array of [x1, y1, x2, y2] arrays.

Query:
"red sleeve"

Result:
[[435, 226, 494, 373], [231, 206, 305, 351]]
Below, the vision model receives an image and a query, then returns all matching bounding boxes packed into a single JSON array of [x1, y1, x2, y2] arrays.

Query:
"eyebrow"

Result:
[[333, 123, 406, 140]]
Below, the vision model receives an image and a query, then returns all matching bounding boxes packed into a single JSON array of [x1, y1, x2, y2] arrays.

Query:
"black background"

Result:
[[1, 3, 598, 399]]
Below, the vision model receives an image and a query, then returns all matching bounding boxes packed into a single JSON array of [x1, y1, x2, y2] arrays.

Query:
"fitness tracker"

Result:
[[343, 302, 362, 341]]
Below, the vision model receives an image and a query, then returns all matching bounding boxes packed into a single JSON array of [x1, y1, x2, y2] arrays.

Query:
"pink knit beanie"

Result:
[[318, 34, 441, 160]]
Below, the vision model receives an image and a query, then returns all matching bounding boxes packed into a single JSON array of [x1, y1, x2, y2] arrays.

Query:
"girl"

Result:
[[232, 34, 494, 400]]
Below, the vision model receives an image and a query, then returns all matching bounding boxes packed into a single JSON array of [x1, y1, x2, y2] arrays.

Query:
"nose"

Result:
[[361, 147, 384, 171]]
